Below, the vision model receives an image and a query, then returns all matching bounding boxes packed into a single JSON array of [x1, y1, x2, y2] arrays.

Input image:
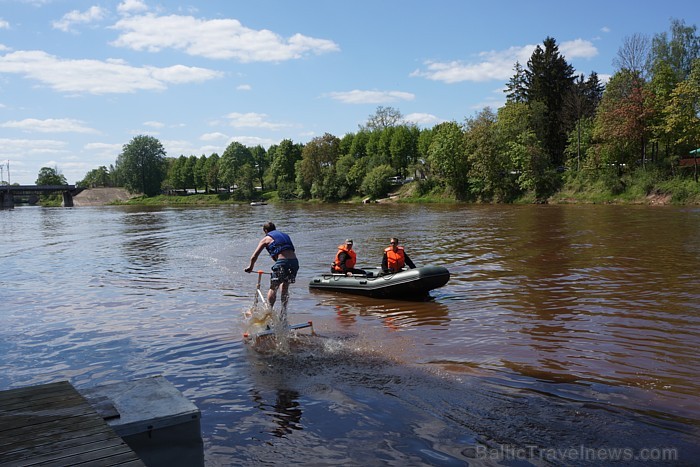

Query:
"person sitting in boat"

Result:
[[331, 239, 367, 276], [382, 237, 416, 273]]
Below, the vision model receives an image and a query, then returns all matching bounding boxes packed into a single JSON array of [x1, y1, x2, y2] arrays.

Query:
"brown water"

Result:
[[1, 203, 699, 465]]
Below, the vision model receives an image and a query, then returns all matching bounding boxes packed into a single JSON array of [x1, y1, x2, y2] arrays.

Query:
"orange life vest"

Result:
[[333, 245, 356, 272], [384, 246, 405, 272]]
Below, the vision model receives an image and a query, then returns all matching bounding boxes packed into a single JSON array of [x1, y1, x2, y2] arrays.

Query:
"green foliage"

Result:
[[115, 135, 167, 196], [389, 125, 418, 177], [78, 21, 700, 207], [427, 121, 469, 199], [659, 176, 700, 203], [194, 155, 208, 192], [205, 153, 220, 192], [298, 133, 341, 199], [269, 139, 303, 187], [465, 108, 518, 202], [250, 145, 268, 190], [524, 36, 576, 167], [36, 166, 67, 186], [78, 166, 111, 188], [277, 180, 297, 200], [564, 117, 595, 171], [220, 142, 253, 191], [360, 164, 394, 199]]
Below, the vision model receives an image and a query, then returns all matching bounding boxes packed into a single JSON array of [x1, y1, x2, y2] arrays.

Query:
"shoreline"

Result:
[[72, 186, 696, 207]]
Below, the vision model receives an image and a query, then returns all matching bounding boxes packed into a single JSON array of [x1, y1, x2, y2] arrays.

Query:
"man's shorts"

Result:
[[271, 258, 299, 285]]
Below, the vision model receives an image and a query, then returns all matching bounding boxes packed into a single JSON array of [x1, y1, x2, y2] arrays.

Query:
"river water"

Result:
[[1, 203, 699, 465]]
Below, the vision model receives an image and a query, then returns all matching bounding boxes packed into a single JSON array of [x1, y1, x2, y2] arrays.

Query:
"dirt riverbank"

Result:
[[73, 188, 137, 206]]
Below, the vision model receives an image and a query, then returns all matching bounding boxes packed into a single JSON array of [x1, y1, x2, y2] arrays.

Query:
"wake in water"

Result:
[[242, 300, 317, 354]]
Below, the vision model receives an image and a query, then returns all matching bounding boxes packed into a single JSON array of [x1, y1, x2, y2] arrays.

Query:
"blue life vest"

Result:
[[265, 230, 295, 258]]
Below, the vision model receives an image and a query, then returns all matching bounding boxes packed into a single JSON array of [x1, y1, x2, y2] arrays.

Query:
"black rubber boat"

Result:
[[308, 265, 450, 299]]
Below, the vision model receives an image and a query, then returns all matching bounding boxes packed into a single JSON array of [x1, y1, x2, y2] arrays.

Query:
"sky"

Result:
[[0, 0, 697, 185]]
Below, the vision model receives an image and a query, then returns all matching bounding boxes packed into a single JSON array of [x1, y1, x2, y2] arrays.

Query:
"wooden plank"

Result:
[[0, 381, 145, 467], [0, 382, 77, 408], [1, 417, 110, 451]]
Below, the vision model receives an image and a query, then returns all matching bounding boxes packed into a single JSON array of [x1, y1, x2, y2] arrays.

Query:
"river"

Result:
[[1, 203, 699, 465]]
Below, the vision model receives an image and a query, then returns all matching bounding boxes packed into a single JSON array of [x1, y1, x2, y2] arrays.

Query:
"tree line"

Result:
[[77, 19, 700, 203]]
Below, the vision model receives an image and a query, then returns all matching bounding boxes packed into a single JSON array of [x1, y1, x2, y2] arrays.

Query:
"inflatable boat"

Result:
[[308, 265, 450, 299]]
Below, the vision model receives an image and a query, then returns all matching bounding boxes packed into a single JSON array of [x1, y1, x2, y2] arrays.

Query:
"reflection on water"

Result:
[[2, 204, 700, 465]]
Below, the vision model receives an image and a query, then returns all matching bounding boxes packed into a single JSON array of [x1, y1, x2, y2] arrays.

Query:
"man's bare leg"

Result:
[[279, 281, 290, 328]]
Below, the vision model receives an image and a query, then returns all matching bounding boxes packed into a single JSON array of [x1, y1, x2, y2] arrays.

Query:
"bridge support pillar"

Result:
[[62, 191, 74, 207], [1, 190, 14, 209]]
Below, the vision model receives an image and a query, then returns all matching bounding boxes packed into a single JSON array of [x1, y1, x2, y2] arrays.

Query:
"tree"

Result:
[[505, 62, 528, 103], [427, 121, 468, 198], [361, 106, 404, 131], [168, 155, 188, 190], [297, 133, 341, 199], [220, 142, 252, 191], [649, 19, 700, 83], [497, 101, 552, 201], [115, 135, 167, 196], [614, 33, 651, 76], [389, 125, 418, 177], [269, 139, 302, 188], [194, 155, 208, 193], [349, 130, 370, 159], [524, 37, 576, 167], [205, 153, 220, 192], [464, 108, 517, 202], [664, 58, 700, 180], [186, 155, 198, 192], [360, 164, 394, 199], [415, 127, 434, 179], [563, 73, 605, 170], [36, 166, 67, 186], [593, 69, 655, 169], [78, 166, 110, 187], [648, 19, 700, 163], [250, 145, 268, 190]]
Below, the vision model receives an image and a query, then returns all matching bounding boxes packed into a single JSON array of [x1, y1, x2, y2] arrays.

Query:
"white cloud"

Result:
[[143, 121, 164, 128], [118, 0, 149, 15], [1, 118, 99, 134], [224, 112, 290, 130], [52, 6, 107, 33], [200, 132, 229, 141], [0, 19, 9, 29], [327, 90, 415, 104], [601, 26, 611, 33], [411, 45, 536, 84], [0, 138, 68, 159], [228, 135, 278, 149], [412, 40, 599, 84], [0, 50, 223, 94], [237, 84, 252, 91], [560, 39, 598, 59], [84, 142, 122, 157], [404, 112, 442, 126], [160, 140, 224, 158], [110, 13, 340, 62]]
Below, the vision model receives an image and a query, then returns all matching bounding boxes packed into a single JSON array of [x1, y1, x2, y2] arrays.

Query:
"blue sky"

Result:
[[0, 0, 697, 185]]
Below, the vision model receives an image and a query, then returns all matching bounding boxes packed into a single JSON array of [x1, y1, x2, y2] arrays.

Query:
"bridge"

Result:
[[0, 185, 84, 209]]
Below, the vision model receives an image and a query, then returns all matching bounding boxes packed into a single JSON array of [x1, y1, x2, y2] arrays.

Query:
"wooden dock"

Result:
[[0, 380, 145, 466]]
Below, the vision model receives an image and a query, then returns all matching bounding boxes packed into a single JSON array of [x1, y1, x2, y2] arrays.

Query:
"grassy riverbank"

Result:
[[85, 174, 700, 207]]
